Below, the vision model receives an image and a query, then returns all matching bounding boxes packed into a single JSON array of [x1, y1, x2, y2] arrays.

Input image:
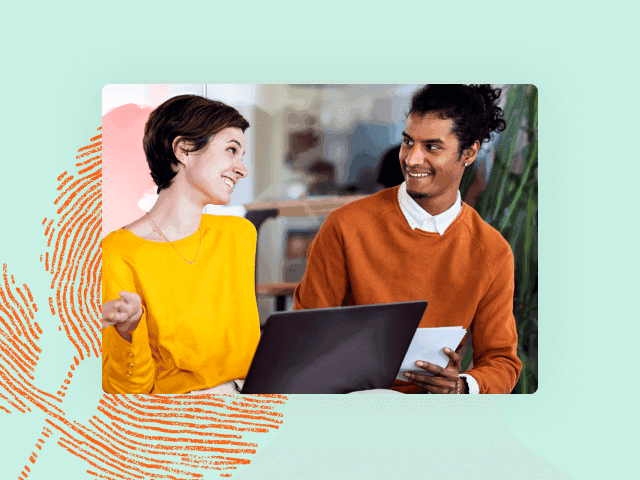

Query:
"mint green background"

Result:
[[1, 2, 636, 478]]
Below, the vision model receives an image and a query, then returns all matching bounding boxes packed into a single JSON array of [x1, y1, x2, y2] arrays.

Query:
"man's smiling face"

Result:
[[399, 112, 472, 211]]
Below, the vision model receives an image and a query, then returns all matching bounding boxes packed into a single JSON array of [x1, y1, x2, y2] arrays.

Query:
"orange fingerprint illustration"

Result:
[[46, 393, 285, 479], [0, 263, 62, 415], [1, 127, 288, 480], [46, 131, 102, 360]]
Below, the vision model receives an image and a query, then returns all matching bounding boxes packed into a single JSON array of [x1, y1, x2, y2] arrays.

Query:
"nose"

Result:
[[234, 159, 249, 179], [404, 146, 425, 167]]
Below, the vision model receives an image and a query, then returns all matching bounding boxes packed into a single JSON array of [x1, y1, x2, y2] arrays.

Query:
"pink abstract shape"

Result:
[[102, 104, 156, 236], [148, 85, 171, 106]]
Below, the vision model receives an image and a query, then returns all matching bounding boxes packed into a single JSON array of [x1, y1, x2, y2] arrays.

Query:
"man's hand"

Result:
[[101, 291, 143, 341], [403, 347, 466, 394]]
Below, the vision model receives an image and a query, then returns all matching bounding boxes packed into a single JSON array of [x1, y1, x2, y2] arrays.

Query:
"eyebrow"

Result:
[[402, 132, 445, 145], [227, 138, 246, 156]]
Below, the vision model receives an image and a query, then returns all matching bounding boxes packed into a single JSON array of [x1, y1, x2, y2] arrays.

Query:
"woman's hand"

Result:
[[403, 348, 466, 394], [101, 291, 143, 342]]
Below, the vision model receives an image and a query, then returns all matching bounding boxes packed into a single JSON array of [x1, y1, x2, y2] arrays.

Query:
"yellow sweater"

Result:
[[101, 214, 260, 394]]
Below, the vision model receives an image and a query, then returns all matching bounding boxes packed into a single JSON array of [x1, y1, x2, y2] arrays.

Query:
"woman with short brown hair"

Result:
[[101, 95, 260, 394]]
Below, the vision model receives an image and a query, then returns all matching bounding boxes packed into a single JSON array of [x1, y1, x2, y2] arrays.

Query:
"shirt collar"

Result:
[[397, 182, 462, 235]]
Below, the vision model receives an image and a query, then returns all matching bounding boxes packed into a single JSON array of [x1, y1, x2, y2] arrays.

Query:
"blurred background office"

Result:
[[102, 83, 510, 319], [102, 84, 537, 393]]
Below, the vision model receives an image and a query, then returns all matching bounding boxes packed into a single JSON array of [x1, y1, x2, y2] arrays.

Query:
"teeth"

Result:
[[223, 178, 234, 189], [408, 173, 431, 177]]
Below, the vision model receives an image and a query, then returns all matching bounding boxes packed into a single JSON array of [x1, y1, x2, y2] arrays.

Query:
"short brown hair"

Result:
[[143, 95, 250, 193]]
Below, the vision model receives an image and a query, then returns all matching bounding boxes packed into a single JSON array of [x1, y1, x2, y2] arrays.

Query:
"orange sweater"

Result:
[[294, 187, 522, 394]]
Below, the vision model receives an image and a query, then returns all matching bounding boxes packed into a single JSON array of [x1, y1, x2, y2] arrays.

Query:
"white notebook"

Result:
[[396, 327, 467, 381]]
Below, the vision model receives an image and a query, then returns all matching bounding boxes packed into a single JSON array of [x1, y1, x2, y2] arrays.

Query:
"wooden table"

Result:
[[245, 195, 368, 218], [246, 195, 367, 311]]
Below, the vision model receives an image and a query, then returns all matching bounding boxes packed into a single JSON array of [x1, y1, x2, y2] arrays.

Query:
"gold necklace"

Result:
[[145, 212, 202, 265]]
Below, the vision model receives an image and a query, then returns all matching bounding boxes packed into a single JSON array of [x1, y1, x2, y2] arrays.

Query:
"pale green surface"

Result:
[[1, 2, 638, 479]]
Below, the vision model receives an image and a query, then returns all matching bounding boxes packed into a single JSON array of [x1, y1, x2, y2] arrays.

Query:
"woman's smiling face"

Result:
[[182, 127, 248, 205]]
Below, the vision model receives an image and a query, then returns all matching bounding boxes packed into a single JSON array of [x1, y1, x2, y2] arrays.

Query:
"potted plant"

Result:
[[460, 84, 538, 394]]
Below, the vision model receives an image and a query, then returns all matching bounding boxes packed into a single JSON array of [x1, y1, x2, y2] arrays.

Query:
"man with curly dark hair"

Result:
[[294, 84, 522, 394]]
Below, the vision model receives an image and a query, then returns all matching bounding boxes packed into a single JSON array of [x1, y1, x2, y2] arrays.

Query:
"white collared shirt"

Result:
[[397, 182, 480, 394], [397, 182, 462, 235]]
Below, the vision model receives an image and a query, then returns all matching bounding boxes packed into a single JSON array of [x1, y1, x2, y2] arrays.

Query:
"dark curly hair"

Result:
[[143, 95, 250, 193], [409, 84, 506, 155]]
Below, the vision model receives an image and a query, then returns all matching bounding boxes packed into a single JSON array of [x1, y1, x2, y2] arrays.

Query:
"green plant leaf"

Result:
[[515, 351, 538, 394], [527, 85, 538, 142], [491, 86, 528, 222], [498, 141, 538, 233], [460, 344, 473, 373], [521, 185, 536, 295], [470, 85, 538, 394]]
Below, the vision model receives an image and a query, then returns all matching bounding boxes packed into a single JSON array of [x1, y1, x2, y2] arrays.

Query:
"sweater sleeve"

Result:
[[293, 212, 350, 309], [101, 238, 156, 394], [464, 249, 522, 393]]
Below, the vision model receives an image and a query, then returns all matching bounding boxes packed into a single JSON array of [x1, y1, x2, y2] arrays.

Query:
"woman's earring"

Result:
[[464, 163, 468, 166]]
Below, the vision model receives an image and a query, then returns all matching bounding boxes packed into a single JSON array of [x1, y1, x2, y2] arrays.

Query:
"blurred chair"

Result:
[[245, 195, 369, 314]]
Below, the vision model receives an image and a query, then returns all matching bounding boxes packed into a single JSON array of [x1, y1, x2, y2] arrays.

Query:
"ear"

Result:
[[461, 140, 481, 167], [172, 136, 194, 166]]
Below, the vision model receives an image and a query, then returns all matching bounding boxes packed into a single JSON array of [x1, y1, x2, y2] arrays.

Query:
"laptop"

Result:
[[241, 301, 428, 394]]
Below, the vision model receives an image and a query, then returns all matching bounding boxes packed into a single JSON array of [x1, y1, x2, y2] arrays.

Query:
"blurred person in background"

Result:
[[376, 145, 404, 189], [295, 84, 522, 394], [101, 95, 259, 394]]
